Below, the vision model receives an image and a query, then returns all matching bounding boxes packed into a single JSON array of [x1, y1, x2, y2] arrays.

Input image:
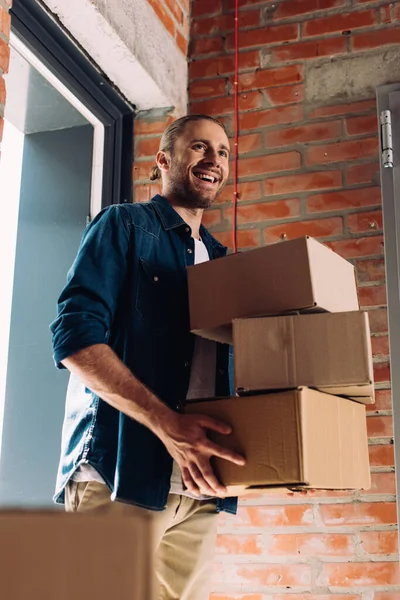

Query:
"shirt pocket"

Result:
[[135, 258, 188, 332]]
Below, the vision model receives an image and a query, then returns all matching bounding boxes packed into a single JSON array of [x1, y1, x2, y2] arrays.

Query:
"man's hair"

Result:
[[149, 114, 228, 181]]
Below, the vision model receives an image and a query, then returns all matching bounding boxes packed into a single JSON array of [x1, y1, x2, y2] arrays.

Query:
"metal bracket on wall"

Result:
[[380, 110, 394, 168]]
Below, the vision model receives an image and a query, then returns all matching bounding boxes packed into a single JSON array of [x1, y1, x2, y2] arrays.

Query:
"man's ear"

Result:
[[156, 150, 170, 174]]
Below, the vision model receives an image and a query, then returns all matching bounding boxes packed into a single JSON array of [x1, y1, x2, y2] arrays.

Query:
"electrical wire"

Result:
[[232, 0, 239, 253]]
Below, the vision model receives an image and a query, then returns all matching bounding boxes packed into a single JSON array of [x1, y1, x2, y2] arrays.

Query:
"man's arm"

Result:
[[63, 344, 245, 498]]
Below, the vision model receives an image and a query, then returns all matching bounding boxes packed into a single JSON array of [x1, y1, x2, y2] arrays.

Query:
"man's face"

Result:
[[160, 120, 230, 210]]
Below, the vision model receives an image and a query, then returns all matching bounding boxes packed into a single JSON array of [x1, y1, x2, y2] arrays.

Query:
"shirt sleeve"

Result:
[[50, 204, 131, 368]]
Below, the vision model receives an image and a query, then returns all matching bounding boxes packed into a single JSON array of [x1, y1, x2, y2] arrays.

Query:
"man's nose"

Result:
[[204, 147, 221, 165]]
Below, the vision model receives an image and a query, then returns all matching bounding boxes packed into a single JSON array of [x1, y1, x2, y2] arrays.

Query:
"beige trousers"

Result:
[[65, 481, 218, 600]]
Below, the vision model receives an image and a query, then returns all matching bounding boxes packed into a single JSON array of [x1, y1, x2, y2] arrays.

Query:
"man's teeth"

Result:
[[196, 173, 216, 183]]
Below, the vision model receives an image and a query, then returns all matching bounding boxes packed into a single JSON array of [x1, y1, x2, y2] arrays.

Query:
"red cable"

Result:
[[232, 0, 239, 253]]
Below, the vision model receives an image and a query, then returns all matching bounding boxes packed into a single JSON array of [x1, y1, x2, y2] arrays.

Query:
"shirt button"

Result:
[[187, 248, 193, 254], [184, 361, 189, 368], [153, 276, 159, 282], [220, 369, 224, 375], [185, 227, 190, 233]]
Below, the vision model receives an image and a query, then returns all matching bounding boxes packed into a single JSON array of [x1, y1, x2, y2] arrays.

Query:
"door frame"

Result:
[[376, 82, 400, 527], [10, 0, 135, 211]]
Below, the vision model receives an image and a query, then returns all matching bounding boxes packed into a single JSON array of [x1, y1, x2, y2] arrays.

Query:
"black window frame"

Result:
[[10, 0, 135, 208]]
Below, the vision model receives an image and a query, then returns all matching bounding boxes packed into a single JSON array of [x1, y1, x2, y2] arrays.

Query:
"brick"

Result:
[[202, 208, 222, 228], [374, 360, 391, 383], [236, 133, 262, 154], [227, 23, 299, 50], [135, 137, 160, 157], [317, 561, 400, 586], [356, 258, 386, 283], [264, 170, 342, 196], [191, 12, 259, 37], [191, 90, 262, 116], [189, 51, 259, 80], [225, 198, 301, 224], [348, 209, 383, 233], [265, 120, 341, 148], [238, 64, 302, 92], [238, 151, 300, 177], [372, 389, 393, 411], [134, 183, 162, 203], [191, 37, 224, 56], [217, 180, 262, 204], [134, 117, 172, 136], [235, 504, 314, 527], [305, 137, 378, 165], [165, 0, 183, 24], [327, 235, 384, 258], [133, 160, 155, 182], [361, 471, 395, 495], [347, 114, 378, 136], [216, 534, 262, 555], [374, 593, 400, 600], [233, 563, 312, 587], [213, 229, 260, 249], [369, 443, 395, 467], [303, 9, 376, 37], [368, 307, 388, 333], [0, 74, 5, 104], [358, 284, 387, 307], [266, 533, 354, 556], [191, 0, 222, 19], [189, 77, 227, 100], [175, 29, 188, 56], [0, 6, 11, 39], [307, 187, 381, 213], [381, 5, 392, 23], [271, 36, 347, 62], [266, 83, 304, 106], [367, 415, 393, 438], [320, 502, 398, 526], [310, 99, 376, 119], [346, 162, 380, 185], [274, 0, 345, 20], [240, 104, 303, 130], [0, 37, 9, 74], [371, 335, 390, 357], [147, 0, 175, 38], [264, 216, 342, 243], [352, 27, 400, 51]]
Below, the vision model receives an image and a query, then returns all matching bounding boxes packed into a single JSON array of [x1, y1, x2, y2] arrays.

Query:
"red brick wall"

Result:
[[145, 0, 190, 56], [0, 0, 11, 147], [187, 0, 399, 597]]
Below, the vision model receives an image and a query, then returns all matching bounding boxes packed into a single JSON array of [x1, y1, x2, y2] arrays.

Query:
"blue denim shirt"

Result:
[[51, 195, 237, 514]]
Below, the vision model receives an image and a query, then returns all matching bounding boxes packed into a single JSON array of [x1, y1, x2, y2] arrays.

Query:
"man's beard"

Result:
[[168, 161, 224, 210]]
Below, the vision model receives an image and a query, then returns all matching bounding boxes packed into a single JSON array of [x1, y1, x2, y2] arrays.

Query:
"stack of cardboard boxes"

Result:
[[186, 236, 372, 495]]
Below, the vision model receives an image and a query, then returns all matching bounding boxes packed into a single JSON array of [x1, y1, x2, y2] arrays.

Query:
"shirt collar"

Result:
[[150, 194, 227, 255]]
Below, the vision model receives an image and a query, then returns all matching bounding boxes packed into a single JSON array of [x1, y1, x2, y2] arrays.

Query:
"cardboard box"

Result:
[[233, 311, 374, 404], [185, 389, 370, 494], [188, 236, 359, 343], [0, 511, 157, 599]]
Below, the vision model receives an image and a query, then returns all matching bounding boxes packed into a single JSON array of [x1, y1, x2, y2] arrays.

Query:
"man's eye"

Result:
[[193, 143, 206, 151], [219, 150, 228, 158]]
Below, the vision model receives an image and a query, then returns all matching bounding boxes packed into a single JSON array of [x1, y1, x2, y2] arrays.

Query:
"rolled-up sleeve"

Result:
[[50, 205, 130, 368]]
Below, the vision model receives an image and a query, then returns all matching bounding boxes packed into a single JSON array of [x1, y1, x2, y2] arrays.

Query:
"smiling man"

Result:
[[50, 114, 245, 600]]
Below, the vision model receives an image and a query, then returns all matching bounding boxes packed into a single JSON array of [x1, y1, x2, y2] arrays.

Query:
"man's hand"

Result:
[[158, 412, 246, 498]]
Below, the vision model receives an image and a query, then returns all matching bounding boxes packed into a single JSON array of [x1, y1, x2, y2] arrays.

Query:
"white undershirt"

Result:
[[170, 238, 217, 498], [72, 237, 218, 498]]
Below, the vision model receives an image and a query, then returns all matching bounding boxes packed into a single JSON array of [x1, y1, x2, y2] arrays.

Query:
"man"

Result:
[[51, 114, 245, 600]]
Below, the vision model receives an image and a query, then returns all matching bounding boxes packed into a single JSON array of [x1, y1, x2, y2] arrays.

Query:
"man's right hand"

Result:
[[158, 412, 246, 498]]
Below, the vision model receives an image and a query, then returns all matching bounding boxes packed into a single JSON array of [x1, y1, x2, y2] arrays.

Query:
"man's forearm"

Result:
[[62, 344, 175, 437]]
